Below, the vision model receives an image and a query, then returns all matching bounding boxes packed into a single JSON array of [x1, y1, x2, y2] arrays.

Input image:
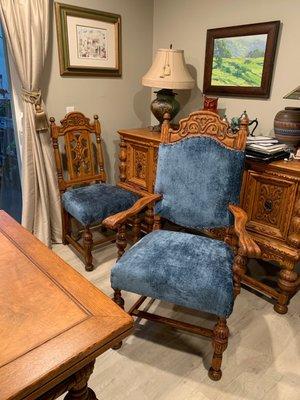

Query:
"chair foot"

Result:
[[208, 367, 222, 381], [209, 318, 229, 381], [85, 263, 94, 272], [113, 288, 125, 309]]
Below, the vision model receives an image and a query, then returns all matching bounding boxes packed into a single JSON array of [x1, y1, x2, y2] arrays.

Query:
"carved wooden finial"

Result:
[[240, 111, 250, 127], [94, 114, 99, 120], [236, 111, 249, 149], [161, 113, 171, 143]]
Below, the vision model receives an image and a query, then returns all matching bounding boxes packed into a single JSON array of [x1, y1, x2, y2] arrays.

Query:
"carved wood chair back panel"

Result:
[[50, 112, 106, 192]]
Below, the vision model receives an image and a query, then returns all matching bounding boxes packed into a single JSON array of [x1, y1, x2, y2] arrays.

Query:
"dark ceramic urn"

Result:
[[151, 89, 180, 131], [274, 107, 300, 147]]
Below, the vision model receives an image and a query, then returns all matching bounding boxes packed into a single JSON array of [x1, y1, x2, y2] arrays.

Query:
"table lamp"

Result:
[[142, 46, 195, 131]]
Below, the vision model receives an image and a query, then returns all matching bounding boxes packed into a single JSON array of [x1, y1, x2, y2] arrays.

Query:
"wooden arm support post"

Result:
[[228, 204, 261, 298]]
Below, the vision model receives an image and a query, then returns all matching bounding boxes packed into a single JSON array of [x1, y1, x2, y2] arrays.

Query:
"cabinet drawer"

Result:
[[242, 171, 297, 240]]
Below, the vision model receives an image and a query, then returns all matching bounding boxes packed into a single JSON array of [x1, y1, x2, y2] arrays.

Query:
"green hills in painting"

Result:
[[212, 34, 267, 87]]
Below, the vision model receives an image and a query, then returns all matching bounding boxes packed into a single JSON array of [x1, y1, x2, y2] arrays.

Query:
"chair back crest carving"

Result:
[[50, 112, 106, 192], [161, 110, 248, 150]]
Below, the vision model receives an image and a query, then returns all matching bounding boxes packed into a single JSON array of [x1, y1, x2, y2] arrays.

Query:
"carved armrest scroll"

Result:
[[228, 204, 261, 258], [102, 194, 162, 230]]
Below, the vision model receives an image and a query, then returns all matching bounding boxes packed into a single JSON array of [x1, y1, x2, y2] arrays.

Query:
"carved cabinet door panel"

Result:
[[242, 171, 298, 241], [126, 142, 155, 193]]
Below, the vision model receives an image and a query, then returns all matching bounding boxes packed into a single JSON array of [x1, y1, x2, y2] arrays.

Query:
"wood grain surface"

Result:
[[0, 211, 133, 400]]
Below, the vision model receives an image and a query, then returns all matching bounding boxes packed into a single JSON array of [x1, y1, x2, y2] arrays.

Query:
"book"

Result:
[[247, 136, 277, 142], [246, 143, 288, 154], [246, 149, 290, 162]]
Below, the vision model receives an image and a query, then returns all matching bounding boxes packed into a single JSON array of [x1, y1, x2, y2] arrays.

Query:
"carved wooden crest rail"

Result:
[[161, 110, 249, 150]]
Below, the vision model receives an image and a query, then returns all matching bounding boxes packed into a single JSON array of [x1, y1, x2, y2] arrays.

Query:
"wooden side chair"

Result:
[[50, 112, 138, 271], [103, 110, 261, 380]]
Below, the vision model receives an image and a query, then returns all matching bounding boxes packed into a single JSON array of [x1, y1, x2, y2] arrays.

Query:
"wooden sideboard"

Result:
[[117, 127, 300, 314]]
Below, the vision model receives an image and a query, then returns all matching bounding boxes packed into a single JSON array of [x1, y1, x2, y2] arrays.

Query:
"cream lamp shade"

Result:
[[142, 48, 195, 90]]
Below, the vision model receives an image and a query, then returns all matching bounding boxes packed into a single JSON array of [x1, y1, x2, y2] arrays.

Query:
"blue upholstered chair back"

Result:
[[154, 135, 245, 229]]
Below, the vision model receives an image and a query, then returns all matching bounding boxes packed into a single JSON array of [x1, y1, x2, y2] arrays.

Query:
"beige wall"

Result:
[[42, 0, 154, 182], [153, 0, 300, 136]]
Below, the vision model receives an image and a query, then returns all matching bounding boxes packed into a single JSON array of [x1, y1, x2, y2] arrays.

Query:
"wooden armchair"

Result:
[[103, 110, 260, 380], [50, 112, 138, 271]]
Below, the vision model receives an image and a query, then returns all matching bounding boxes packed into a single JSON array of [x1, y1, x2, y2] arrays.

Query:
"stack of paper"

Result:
[[246, 136, 289, 155]]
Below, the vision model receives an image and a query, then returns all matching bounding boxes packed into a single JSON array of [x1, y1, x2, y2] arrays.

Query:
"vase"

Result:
[[151, 89, 180, 132], [274, 107, 300, 147]]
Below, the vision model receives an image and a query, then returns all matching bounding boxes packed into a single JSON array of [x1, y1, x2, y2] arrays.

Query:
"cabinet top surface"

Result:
[[246, 159, 300, 175], [118, 127, 162, 142], [0, 212, 132, 400]]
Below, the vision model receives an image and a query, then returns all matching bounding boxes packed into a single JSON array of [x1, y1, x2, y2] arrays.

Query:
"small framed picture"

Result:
[[55, 2, 121, 77], [203, 21, 280, 98]]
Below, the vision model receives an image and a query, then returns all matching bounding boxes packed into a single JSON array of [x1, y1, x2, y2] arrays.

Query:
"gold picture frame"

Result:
[[55, 2, 121, 77]]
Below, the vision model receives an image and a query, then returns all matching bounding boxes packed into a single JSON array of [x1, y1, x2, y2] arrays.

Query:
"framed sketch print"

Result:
[[55, 3, 121, 76], [203, 21, 280, 98]]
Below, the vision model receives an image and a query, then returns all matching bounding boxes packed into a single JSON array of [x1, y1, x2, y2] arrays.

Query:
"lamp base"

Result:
[[150, 89, 180, 132]]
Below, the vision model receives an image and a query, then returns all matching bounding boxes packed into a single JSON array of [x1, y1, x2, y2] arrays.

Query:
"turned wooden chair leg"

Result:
[[208, 317, 229, 381], [233, 251, 247, 298], [145, 205, 154, 233], [132, 215, 141, 243], [112, 289, 125, 350], [61, 208, 70, 245], [116, 224, 127, 260], [83, 226, 94, 271], [153, 214, 161, 231]]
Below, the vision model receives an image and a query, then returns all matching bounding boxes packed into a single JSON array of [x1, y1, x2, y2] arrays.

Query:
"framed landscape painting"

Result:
[[55, 3, 121, 76], [203, 21, 280, 98]]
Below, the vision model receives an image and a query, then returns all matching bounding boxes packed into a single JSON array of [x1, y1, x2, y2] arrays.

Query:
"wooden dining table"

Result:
[[0, 211, 133, 400]]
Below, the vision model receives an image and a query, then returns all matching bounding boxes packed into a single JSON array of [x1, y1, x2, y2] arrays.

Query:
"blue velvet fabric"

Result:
[[155, 136, 245, 229], [62, 183, 138, 226], [111, 230, 234, 317]]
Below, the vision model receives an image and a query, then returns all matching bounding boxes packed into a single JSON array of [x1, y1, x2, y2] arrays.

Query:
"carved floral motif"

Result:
[[69, 132, 91, 176], [255, 184, 283, 225], [61, 112, 91, 129], [134, 150, 147, 180]]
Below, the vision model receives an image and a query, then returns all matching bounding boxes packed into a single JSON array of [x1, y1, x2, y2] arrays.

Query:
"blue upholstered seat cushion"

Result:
[[111, 230, 235, 318], [155, 136, 245, 229], [62, 183, 138, 226]]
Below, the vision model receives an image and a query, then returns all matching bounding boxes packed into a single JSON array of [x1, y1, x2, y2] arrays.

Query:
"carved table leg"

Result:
[[208, 318, 229, 381], [64, 361, 97, 400], [274, 266, 298, 314]]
